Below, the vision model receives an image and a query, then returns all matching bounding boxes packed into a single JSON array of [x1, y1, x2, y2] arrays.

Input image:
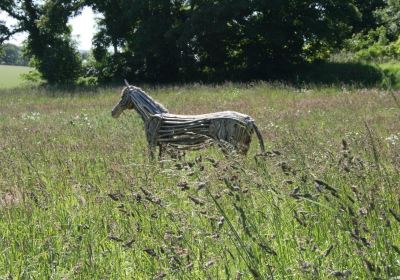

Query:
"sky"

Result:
[[0, 7, 96, 51]]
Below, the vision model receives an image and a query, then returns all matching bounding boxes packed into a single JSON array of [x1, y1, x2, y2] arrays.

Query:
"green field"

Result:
[[0, 84, 399, 279], [0, 65, 31, 88]]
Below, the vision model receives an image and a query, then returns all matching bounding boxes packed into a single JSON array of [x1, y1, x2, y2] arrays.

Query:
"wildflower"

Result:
[[21, 112, 40, 121], [386, 134, 399, 145]]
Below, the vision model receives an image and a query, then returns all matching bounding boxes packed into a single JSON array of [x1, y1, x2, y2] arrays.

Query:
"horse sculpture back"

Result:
[[111, 82, 265, 158]]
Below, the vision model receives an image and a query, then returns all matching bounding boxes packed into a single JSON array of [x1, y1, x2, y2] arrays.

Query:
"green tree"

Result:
[[87, 0, 185, 82], [375, 0, 400, 41], [0, 0, 82, 84], [85, 0, 364, 82], [352, 0, 385, 32], [86, 0, 137, 82], [0, 43, 28, 65], [124, 0, 184, 82], [344, 0, 400, 62], [178, 0, 359, 79]]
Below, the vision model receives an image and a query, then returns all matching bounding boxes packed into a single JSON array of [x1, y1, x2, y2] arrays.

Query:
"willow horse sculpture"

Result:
[[111, 81, 265, 159]]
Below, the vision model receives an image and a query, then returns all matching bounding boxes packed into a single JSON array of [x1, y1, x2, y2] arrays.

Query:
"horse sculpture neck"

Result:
[[112, 84, 266, 158], [126, 86, 169, 122]]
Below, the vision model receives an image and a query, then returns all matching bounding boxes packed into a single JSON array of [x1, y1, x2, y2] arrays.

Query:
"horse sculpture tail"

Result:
[[252, 122, 265, 154]]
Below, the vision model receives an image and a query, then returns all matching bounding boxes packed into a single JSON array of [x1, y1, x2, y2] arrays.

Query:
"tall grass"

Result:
[[0, 83, 399, 279]]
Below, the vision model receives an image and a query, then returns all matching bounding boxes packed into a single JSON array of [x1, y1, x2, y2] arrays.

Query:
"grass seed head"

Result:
[[177, 181, 189, 191], [153, 271, 166, 280], [197, 181, 207, 190], [144, 248, 158, 257], [189, 195, 205, 206]]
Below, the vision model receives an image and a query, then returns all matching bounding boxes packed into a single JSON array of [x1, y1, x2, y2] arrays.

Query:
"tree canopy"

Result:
[[86, 0, 361, 83], [0, 43, 28, 65], [0, 0, 82, 84], [0, 0, 396, 84]]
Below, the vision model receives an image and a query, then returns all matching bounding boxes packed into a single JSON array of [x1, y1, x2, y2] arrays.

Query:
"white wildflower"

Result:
[[386, 134, 399, 145], [21, 112, 40, 121]]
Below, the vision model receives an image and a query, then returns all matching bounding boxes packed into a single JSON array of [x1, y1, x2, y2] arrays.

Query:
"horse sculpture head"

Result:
[[111, 80, 135, 118], [111, 80, 169, 119]]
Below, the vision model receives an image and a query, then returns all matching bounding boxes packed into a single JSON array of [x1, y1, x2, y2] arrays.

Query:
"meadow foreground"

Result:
[[0, 84, 399, 279]]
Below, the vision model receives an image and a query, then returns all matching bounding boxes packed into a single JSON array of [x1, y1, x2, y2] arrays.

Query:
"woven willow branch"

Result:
[[111, 82, 265, 158]]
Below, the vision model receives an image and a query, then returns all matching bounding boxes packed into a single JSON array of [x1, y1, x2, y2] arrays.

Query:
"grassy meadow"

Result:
[[0, 83, 399, 279], [0, 65, 31, 89]]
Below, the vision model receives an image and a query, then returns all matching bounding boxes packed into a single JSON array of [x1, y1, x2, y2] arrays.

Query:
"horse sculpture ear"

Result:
[[124, 79, 130, 87]]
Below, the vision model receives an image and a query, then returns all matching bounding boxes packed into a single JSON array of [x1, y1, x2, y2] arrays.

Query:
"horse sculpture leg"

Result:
[[158, 144, 165, 160], [147, 144, 156, 160], [145, 116, 162, 160]]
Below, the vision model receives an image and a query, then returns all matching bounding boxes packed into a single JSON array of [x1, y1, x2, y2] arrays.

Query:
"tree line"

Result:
[[0, 0, 398, 85], [0, 43, 28, 66]]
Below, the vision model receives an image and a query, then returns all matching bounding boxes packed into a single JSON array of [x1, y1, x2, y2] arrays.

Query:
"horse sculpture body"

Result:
[[111, 82, 265, 158]]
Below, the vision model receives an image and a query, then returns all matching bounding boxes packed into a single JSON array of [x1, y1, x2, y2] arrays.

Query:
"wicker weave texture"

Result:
[[111, 84, 265, 158]]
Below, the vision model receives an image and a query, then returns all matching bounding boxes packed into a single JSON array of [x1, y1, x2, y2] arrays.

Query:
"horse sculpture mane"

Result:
[[112, 81, 265, 159]]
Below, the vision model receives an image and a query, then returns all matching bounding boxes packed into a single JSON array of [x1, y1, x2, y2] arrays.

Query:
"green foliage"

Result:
[[343, 24, 399, 63], [0, 0, 83, 85], [24, 1, 83, 84], [380, 62, 400, 89], [374, 0, 400, 41], [2, 0, 397, 84], [76, 76, 98, 87], [345, 28, 400, 63], [87, 0, 360, 83], [344, 0, 400, 64], [20, 68, 44, 84], [88, 0, 184, 83], [352, 0, 385, 32], [355, 39, 400, 62], [295, 61, 384, 86], [26, 37, 82, 85], [0, 43, 28, 66]]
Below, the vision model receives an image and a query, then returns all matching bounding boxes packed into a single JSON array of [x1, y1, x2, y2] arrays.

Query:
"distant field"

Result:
[[0, 65, 31, 88], [0, 84, 399, 279]]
